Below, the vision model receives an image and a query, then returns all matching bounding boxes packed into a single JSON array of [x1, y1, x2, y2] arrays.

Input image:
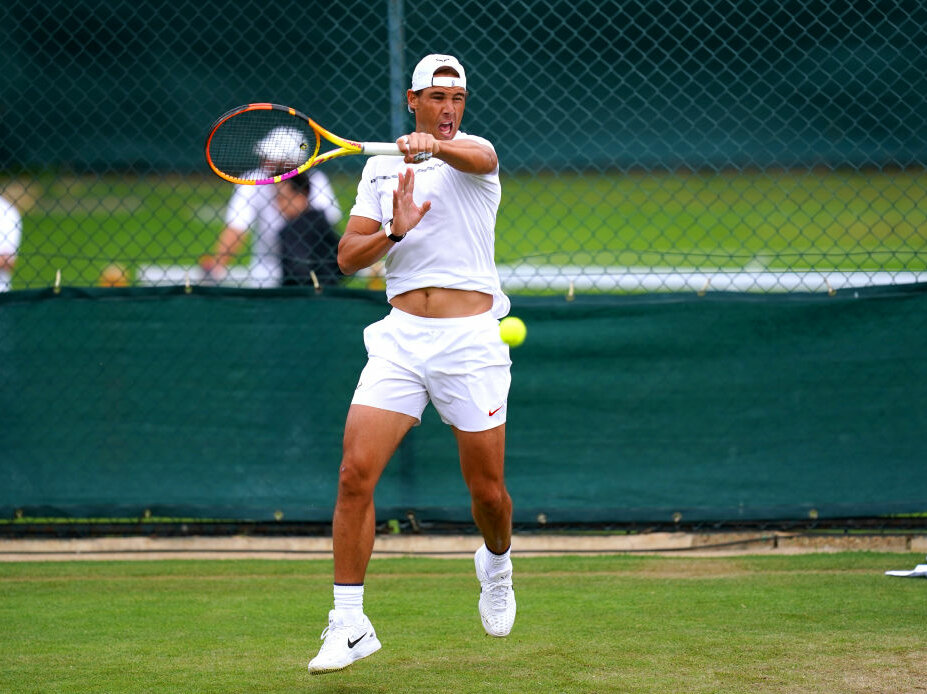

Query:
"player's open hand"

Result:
[[391, 168, 431, 237]]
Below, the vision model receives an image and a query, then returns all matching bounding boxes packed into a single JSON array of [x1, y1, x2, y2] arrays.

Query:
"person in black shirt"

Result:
[[275, 173, 343, 287]]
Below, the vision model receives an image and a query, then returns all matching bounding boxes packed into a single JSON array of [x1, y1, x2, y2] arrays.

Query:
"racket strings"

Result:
[[207, 108, 318, 182]]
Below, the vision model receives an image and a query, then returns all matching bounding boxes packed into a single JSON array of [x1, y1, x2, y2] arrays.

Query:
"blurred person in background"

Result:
[[200, 126, 342, 287], [0, 194, 22, 291], [275, 172, 343, 287]]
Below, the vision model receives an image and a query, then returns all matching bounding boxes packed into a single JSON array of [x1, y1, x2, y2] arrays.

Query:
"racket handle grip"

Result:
[[362, 142, 403, 156], [362, 142, 432, 162]]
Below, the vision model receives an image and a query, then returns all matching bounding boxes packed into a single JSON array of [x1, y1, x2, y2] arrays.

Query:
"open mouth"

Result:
[[438, 121, 454, 138]]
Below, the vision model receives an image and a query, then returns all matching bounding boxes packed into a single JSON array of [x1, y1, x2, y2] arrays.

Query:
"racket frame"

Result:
[[204, 102, 404, 185]]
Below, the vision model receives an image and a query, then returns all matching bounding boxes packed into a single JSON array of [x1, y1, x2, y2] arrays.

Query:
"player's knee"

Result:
[[470, 482, 510, 512], [337, 458, 377, 499]]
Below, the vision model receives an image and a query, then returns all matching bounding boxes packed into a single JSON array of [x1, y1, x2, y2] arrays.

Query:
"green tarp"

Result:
[[2, 284, 925, 523]]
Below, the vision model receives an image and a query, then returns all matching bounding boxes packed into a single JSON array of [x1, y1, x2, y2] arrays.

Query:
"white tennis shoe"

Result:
[[474, 545, 516, 637], [308, 610, 381, 675]]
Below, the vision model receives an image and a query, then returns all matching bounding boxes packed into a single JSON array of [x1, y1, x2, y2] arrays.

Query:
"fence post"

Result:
[[387, 0, 406, 140]]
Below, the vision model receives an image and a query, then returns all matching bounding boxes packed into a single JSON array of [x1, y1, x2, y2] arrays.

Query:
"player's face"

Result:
[[410, 86, 467, 140]]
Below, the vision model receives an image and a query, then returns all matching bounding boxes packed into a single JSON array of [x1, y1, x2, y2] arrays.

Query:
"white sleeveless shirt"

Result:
[[349, 131, 510, 318]]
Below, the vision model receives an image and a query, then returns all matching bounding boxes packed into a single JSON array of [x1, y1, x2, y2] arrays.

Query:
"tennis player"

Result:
[[308, 54, 516, 675]]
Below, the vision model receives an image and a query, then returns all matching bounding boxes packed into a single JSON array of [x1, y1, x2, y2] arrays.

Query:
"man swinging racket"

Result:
[[308, 54, 516, 674]]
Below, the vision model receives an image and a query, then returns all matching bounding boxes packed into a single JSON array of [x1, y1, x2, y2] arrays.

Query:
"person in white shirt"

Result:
[[201, 127, 342, 287], [0, 195, 22, 292], [308, 54, 516, 676]]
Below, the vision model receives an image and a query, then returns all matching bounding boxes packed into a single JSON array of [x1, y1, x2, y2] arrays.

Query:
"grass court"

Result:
[[2, 552, 924, 693]]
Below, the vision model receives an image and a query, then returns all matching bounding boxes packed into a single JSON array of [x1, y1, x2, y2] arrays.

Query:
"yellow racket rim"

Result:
[[204, 103, 323, 185]]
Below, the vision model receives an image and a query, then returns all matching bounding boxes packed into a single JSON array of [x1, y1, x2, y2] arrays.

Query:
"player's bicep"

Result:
[[343, 215, 382, 238]]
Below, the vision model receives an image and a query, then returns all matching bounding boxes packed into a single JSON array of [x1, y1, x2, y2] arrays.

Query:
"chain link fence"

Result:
[[2, 0, 926, 294], [4, 0, 927, 526]]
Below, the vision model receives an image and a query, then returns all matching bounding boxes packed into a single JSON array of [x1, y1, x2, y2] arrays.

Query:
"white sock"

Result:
[[484, 545, 512, 577], [333, 584, 364, 620]]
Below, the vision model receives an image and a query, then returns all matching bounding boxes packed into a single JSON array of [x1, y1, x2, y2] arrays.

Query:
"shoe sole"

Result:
[[481, 618, 512, 637], [479, 595, 515, 637], [308, 639, 382, 675]]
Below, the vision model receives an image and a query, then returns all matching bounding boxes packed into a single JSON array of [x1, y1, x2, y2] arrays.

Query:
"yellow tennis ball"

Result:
[[499, 316, 527, 347]]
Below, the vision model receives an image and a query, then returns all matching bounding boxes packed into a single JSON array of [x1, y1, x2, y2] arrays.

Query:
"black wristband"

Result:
[[384, 218, 404, 242]]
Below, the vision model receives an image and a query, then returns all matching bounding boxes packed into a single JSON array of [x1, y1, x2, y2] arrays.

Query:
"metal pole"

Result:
[[387, 0, 406, 140]]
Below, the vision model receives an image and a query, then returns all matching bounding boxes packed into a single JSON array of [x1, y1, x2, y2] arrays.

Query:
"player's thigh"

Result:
[[340, 404, 417, 491], [352, 355, 430, 423], [455, 423, 507, 493], [428, 327, 512, 432]]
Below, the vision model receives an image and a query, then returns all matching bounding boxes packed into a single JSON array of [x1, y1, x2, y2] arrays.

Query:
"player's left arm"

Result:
[[338, 168, 431, 275], [337, 216, 388, 276], [399, 134, 497, 175]]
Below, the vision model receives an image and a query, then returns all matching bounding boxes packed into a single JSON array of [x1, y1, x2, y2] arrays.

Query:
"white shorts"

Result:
[[352, 308, 512, 432]]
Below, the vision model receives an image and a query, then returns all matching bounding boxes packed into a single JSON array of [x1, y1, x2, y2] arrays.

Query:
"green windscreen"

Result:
[[2, 285, 925, 523]]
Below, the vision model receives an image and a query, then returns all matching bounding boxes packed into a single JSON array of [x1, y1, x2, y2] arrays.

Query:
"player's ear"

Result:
[[406, 89, 416, 114]]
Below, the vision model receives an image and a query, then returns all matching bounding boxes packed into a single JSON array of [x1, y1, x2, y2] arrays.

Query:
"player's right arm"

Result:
[[400, 133, 497, 175]]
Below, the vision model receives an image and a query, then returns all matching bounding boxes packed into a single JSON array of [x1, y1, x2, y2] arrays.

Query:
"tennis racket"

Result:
[[204, 102, 430, 185]]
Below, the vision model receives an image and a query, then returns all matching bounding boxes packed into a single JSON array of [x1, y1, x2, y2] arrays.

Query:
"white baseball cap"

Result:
[[408, 54, 467, 113], [254, 126, 309, 166], [410, 53, 467, 92]]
